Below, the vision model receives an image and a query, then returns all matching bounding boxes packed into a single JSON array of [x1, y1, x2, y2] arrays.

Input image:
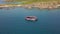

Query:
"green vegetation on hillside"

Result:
[[5, 0, 60, 4], [15, 0, 60, 2], [15, 0, 60, 4]]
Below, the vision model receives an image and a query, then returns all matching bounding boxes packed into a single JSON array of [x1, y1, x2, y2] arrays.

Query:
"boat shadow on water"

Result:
[[25, 19, 38, 23]]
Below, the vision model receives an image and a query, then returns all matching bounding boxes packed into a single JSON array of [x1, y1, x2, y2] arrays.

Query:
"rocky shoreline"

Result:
[[0, 1, 60, 9], [0, 4, 22, 9], [21, 1, 60, 9]]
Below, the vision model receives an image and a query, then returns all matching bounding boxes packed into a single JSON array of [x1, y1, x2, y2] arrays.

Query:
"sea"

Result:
[[0, 0, 60, 34]]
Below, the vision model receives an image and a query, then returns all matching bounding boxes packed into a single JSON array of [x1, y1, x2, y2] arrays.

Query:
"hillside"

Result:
[[4, 0, 60, 4]]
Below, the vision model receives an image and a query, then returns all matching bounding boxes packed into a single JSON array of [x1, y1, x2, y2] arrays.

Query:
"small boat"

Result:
[[25, 16, 37, 21]]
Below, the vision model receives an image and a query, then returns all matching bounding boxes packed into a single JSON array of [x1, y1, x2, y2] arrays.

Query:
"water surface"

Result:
[[0, 8, 60, 34]]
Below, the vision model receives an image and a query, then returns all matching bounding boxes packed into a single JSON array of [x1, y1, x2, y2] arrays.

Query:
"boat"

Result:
[[25, 16, 37, 21]]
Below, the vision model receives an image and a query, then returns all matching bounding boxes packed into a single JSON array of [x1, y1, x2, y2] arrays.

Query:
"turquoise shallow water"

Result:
[[0, 8, 60, 34]]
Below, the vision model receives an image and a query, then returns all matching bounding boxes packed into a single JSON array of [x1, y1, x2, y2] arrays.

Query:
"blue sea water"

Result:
[[0, 7, 60, 34]]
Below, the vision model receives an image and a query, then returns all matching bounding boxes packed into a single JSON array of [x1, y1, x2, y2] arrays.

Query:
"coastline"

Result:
[[21, 1, 60, 9], [0, 4, 22, 9], [0, 1, 60, 9]]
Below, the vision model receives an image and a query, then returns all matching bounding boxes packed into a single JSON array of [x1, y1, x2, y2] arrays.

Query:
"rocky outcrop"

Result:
[[21, 1, 60, 9], [0, 1, 60, 9]]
